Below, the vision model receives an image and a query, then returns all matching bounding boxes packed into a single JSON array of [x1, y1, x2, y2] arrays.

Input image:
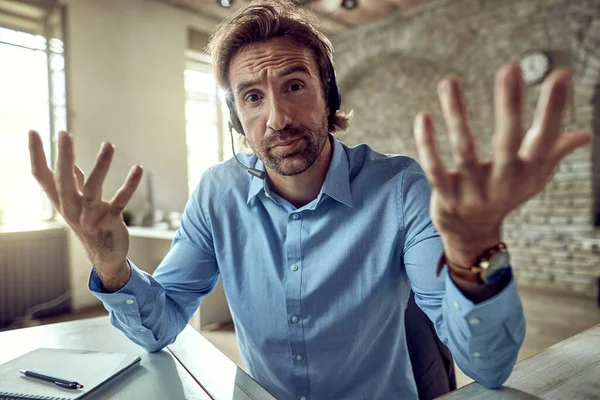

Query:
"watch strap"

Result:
[[436, 252, 484, 284], [435, 242, 509, 285]]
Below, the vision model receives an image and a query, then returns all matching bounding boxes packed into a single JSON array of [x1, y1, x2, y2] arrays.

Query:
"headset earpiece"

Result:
[[326, 59, 341, 116], [226, 96, 245, 135]]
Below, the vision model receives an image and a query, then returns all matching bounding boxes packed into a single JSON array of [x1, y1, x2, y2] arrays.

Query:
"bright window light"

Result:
[[0, 26, 65, 224], [184, 57, 230, 196]]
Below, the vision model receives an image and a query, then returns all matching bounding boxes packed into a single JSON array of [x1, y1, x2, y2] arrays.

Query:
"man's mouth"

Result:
[[271, 137, 302, 152]]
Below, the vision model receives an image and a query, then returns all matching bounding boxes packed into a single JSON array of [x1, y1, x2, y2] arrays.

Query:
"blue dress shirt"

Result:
[[90, 137, 526, 400]]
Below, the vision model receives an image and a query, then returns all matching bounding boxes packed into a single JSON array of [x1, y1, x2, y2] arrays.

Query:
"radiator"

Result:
[[0, 224, 69, 328]]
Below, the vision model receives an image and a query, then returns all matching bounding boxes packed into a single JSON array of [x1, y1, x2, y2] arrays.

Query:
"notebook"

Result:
[[0, 348, 141, 400]]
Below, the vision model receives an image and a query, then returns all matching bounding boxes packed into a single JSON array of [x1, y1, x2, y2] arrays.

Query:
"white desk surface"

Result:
[[440, 323, 600, 399], [0, 316, 275, 400], [0, 318, 228, 399], [0, 317, 210, 399], [167, 324, 276, 400]]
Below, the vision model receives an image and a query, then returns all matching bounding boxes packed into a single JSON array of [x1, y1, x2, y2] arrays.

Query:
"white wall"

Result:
[[63, 0, 216, 214], [61, 0, 231, 321]]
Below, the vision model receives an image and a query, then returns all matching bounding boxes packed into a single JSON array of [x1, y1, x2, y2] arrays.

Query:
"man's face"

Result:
[[228, 37, 330, 176]]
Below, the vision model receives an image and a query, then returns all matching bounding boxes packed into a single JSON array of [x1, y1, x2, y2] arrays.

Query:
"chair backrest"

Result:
[[405, 291, 457, 400]]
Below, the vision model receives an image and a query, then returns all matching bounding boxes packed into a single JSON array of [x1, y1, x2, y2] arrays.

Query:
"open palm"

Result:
[[29, 131, 143, 281], [413, 65, 592, 263]]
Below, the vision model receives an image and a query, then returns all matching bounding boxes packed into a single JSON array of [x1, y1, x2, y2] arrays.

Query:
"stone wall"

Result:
[[331, 0, 600, 296]]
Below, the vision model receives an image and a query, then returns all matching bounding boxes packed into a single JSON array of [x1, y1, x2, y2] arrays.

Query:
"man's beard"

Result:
[[250, 118, 329, 177]]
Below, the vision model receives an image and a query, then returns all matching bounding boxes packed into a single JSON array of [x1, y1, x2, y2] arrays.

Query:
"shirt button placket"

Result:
[[286, 210, 308, 396]]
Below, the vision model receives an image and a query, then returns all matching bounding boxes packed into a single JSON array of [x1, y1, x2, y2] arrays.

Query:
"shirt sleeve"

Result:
[[400, 160, 526, 389], [88, 182, 220, 353]]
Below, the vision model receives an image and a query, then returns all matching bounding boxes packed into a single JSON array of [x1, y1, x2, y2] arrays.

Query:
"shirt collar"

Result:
[[320, 136, 353, 208], [246, 135, 354, 208]]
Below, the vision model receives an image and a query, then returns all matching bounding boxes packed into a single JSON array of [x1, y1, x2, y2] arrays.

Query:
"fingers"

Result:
[[83, 142, 115, 204], [29, 130, 59, 207], [414, 113, 451, 195], [109, 166, 144, 215], [80, 143, 116, 227], [74, 165, 85, 193], [519, 69, 571, 163], [493, 64, 523, 167], [55, 131, 80, 219], [438, 77, 479, 173], [549, 131, 593, 166]]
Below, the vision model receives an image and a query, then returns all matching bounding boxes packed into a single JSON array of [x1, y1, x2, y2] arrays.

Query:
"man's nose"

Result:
[[266, 97, 292, 132]]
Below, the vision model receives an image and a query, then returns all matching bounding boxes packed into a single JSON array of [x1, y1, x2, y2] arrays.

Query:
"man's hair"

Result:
[[207, 0, 350, 135]]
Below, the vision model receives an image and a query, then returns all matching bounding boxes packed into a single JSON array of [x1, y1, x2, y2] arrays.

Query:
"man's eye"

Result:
[[245, 93, 262, 103], [289, 83, 304, 92]]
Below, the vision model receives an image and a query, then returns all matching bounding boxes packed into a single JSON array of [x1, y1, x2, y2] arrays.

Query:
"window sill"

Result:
[[0, 221, 66, 236]]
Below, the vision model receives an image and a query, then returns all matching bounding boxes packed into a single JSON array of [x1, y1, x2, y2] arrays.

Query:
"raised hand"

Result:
[[29, 130, 144, 290], [414, 64, 592, 266]]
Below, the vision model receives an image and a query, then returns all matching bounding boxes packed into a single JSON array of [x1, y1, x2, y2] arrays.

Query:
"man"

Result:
[[28, 1, 592, 399]]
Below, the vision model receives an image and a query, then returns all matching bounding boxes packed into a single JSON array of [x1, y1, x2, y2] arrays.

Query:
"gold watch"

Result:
[[436, 242, 511, 285]]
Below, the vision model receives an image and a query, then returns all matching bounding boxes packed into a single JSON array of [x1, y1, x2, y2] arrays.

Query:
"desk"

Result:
[[0, 316, 275, 400], [441, 323, 600, 399]]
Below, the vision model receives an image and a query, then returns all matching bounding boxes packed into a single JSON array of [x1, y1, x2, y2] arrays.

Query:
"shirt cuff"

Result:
[[88, 260, 151, 313], [445, 268, 521, 328]]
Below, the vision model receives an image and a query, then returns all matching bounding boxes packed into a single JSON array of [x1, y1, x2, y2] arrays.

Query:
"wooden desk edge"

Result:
[[437, 323, 600, 399]]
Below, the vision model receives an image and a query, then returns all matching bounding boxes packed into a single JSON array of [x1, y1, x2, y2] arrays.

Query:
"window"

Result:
[[184, 52, 232, 196], [0, 26, 66, 224]]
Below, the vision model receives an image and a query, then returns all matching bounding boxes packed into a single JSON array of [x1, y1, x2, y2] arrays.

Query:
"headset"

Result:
[[227, 58, 341, 180]]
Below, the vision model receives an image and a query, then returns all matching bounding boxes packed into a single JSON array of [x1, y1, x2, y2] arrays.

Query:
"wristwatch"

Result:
[[436, 242, 511, 285]]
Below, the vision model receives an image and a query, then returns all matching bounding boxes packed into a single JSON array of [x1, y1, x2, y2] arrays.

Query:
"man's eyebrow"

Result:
[[279, 64, 311, 78], [235, 79, 260, 96], [234, 65, 312, 96]]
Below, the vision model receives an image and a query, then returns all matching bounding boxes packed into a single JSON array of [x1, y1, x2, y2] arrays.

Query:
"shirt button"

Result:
[[452, 301, 460, 310], [469, 317, 481, 326], [290, 264, 299, 271], [295, 354, 304, 361], [473, 352, 481, 358], [125, 299, 134, 305], [290, 316, 299, 323], [291, 213, 299, 220]]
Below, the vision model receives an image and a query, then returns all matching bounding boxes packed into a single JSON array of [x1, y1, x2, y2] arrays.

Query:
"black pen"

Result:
[[20, 370, 84, 390]]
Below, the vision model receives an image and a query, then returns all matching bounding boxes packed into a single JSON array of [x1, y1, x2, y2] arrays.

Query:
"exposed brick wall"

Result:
[[331, 0, 600, 296]]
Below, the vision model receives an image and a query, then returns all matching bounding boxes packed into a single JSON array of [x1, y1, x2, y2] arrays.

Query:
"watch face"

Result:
[[484, 252, 511, 284], [489, 252, 510, 270]]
